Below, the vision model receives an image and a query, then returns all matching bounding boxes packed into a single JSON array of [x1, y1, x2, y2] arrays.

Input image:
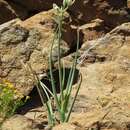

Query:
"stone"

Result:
[[9, 0, 62, 11], [79, 19, 106, 42], [58, 22, 130, 130], [0, 9, 77, 95], [52, 123, 83, 130], [1, 115, 39, 130], [69, 0, 130, 27], [79, 22, 130, 65], [69, 22, 130, 129], [2, 0, 130, 28]]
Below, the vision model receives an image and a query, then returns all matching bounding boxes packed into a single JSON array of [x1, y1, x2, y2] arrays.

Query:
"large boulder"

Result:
[[52, 123, 83, 130], [1, 0, 130, 27], [79, 19, 107, 42], [69, 22, 130, 129], [0, 10, 76, 95], [69, 0, 130, 27], [8, 0, 62, 11], [1, 115, 38, 130]]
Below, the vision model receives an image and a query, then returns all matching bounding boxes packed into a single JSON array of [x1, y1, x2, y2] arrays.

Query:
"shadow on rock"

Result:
[[18, 68, 79, 114]]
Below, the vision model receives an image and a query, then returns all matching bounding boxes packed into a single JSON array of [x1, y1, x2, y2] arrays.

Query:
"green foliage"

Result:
[[29, 0, 82, 127], [0, 80, 28, 125]]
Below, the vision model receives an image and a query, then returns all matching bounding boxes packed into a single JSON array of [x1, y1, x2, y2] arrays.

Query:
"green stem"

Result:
[[49, 31, 61, 112], [56, 10, 66, 122], [57, 11, 64, 103], [63, 28, 80, 113], [65, 73, 82, 122]]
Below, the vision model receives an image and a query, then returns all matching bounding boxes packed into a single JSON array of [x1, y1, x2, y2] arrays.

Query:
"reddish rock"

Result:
[[2, 0, 130, 27], [69, 0, 129, 27], [8, 0, 62, 11]]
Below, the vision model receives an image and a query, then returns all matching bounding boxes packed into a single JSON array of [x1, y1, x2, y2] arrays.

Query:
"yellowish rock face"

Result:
[[0, 9, 76, 95]]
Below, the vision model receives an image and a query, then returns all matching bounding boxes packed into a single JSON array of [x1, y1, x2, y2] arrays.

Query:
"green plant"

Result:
[[0, 80, 29, 125], [28, 0, 82, 127]]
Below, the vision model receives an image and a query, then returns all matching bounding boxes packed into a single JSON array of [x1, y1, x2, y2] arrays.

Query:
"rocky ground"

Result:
[[0, 0, 130, 130]]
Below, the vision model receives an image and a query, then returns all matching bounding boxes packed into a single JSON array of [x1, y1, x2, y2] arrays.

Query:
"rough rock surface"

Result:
[[1, 0, 130, 27], [0, 0, 62, 24], [52, 123, 83, 130], [0, 10, 76, 95], [69, 22, 130, 129], [79, 19, 107, 42], [0, 1, 130, 130], [69, 0, 130, 27], [16, 0, 130, 28], [1, 115, 39, 130], [18, 22, 130, 130], [8, 0, 62, 11]]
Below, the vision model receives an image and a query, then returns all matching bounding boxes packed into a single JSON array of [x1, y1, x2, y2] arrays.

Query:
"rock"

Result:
[[20, 9, 78, 48], [102, 129, 117, 130], [79, 19, 106, 42], [1, 115, 39, 130], [79, 22, 130, 65], [0, 24, 41, 95], [0, 0, 17, 24], [0, 18, 21, 31], [69, 22, 130, 129], [1, 0, 129, 28], [52, 123, 83, 130], [9, 0, 62, 11], [0, 10, 77, 95], [70, 110, 105, 128], [69, 0, 130, 27]]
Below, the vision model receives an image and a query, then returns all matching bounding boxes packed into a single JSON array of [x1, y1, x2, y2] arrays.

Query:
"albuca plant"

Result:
[[29, 0, 82, 127], [0, 80, 29, 125]]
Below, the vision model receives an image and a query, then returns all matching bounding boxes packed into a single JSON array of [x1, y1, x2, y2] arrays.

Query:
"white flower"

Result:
[[63, 0, 75, 8]]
